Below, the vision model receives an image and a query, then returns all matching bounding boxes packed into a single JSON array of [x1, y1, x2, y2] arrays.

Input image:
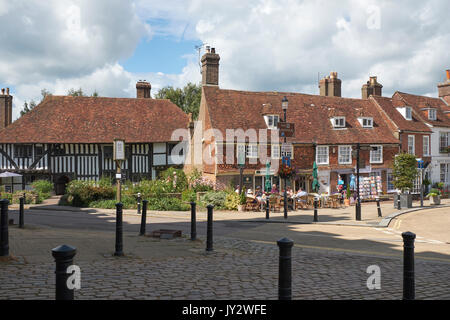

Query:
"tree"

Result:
[[392, 153, 418, 193], [67, 88, 85, 97], [19, 88, 52, 117], [155, 82, 201, 120]]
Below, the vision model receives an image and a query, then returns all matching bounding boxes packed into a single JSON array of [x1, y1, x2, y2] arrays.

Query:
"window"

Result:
[[370, 145, 383, 163], [440, 164, 449, 184], [34, 145, 44, 159], [246, 144, 258, 158], [338, 146, 352, 164], [271, 144, 280, 159], [359, 117, 373, 128], [405, 107, 412, 120], [423, 136, 430, 156], [281, 144, 293, 158], [387, 172, 395, 192], [428, 109, 437, 121], [408, 135, 415, 155], [103, 146, 113, 159], [316, 146, 329, 165], [168, 143, 184, 156], [14, 145, 32, 158], [440, 132, 449, 153], [265, 115, 279, 129], [331, 117, 345, 128], [53, 144, 66, 155], [237, 144, 246, 165]]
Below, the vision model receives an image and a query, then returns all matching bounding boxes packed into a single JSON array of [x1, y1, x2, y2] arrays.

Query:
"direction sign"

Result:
[[277, 122, 295, 137]]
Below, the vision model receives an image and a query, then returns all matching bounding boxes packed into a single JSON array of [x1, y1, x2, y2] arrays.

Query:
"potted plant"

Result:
[[344, 188, 351, 206], [427, 188, 441, 205], [422, 178, 431, 195], [392, 153, 418, 209], [237, 191, 246, 212]]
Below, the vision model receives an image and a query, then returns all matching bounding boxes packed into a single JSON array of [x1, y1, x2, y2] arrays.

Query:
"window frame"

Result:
[[331, 117, 346, 128], [281, 144, 294, 159], [370, 145, 383, 164], [428, 109, 437, 121], [316, 146, 329, 165], [407, 135, 415, 155], [359, 117, 373, 128], [271, 144, 280, 159], [246, 144, 258, 159], [423, 136, 430, 156], [338, 145, 352, 164], [405, 107, 412, 120], [14, 144, 33, 159], [265, 114, 280, 129]]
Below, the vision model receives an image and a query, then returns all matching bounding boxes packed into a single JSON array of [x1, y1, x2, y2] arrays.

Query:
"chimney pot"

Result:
[[446, 69, 450, 81], [1, 88, 4, 95], [211, 48, 215, 53], [206, 46, 210, 53], [6, 88, 9, 95]]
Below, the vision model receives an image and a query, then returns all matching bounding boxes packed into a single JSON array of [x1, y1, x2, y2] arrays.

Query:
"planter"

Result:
[[394, 194, 412, 209], [430, 195, 441, 205], [344, 199, 350, 206], [237, 204, 245, 212]]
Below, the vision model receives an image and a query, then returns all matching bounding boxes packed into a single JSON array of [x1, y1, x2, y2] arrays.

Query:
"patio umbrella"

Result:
[[265, 161, 271, 193], [312, 162, 320, 192]]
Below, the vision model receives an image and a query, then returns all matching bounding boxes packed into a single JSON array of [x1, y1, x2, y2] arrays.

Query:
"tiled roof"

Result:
[[370, 96, 431, 133], [393, 92, 450, 128], [203, 86, 399, 145], [0, 96, 189, 143]]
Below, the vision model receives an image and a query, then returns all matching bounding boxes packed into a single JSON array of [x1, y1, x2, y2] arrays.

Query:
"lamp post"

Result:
[[355, 143, 361, 221], [282, 96, 289, 220]]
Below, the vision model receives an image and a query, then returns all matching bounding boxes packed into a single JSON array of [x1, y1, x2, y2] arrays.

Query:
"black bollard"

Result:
[[137, 193, 141, 215], [265, 202, 270, 220], [206, 204, 214, 252], [139, 200, 148, 236], [376, 197, 382, 217], [397, 195, 401, 210], [190, 202, 197, 241], [51, 244, 77, 300], [313, 197, 318, 222], [0, 199, 9, 257], [277, 237, 294, 300], [19, 196, 24, 228], [114, 203, 124, 256], [402, 231, 416, 300]]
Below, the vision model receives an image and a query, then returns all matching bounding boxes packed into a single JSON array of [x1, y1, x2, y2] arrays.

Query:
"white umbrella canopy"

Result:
[[0, 172, 22, 177]]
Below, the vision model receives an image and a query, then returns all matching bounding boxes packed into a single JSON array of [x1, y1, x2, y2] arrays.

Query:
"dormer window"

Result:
[[264, 115, 279, 129], [358, 117, 373, 128], [405, 107, 412, 120], [428, 109, 437, 121], [331, 117, 346, 128]]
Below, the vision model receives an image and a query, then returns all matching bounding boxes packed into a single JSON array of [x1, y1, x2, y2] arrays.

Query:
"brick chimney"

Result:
[[438, 69, 450, 101], [201, 47, 220, 86], [319, 72, 341, 97], [361, 76, 383, 99], [0, 88, 12, 129], [136, 80, 151, 98]]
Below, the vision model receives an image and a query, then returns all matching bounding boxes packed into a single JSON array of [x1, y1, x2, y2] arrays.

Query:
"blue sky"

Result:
[[0, 0, 449, 120]]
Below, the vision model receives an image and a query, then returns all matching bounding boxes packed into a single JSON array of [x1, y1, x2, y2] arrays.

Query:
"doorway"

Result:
[[55, 175, 70, 195]]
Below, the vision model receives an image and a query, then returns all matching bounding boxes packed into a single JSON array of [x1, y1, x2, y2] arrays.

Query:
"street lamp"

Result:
[[282, 96, 288, 219]]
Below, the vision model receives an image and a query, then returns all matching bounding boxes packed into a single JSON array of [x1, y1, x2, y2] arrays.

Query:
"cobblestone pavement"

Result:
[[1, 231, 449, 300]]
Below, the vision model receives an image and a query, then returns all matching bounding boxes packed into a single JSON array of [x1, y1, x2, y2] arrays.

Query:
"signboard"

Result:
[[282, 156, 291, 167], [277, 122, 295, 137], [237, 146, 246, 168], [113, 139, 125, 161]]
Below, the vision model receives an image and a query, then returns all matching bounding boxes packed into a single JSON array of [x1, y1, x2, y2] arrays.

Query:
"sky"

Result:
[[0, 0, 449, 121]]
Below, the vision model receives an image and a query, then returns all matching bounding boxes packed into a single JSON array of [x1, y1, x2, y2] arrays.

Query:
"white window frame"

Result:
[[440, 132, 449, 153], [428, 109, 437, 121], [281, 144, 294, 159], [338, 145, 352, 164], [405, 107, 412, 120], [316, 146, 329, 165], [271, 144, 280, 159], [237, 143, 246, 164], [265, 115, 280, 129], [359, 117, 373, 128], [331, 117, 346, 128], [408, 135, 415, 155], [386, 171, 396, 192], [370, 145, 383, 164], [423, 136, 430, 156], [246, 144, 258, 159]]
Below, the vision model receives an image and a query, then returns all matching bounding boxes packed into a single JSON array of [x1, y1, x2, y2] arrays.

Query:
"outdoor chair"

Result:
[[329, 194, 341, 209], [296, 195, 309, 209], [269, 196, 281, 212], [245, 197, 260, 212]]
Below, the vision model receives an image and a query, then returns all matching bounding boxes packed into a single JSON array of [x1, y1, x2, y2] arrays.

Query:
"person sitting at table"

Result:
[[294, 188, 308, 198], [271, 184, 279, 194], [286, 187, 294, 198], [235, 185, 240, 194]]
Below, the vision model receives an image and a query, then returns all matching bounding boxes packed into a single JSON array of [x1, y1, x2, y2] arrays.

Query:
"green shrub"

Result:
[[32, 180, 53, 194], [160, 168, 188, 193], [0, 192, 13, 203], [200, 191, 228, 209], [224, 191, 240, 210], [66, 179, 115, 207], [182, 189, 196, 203], [148, 197, 190, 211]]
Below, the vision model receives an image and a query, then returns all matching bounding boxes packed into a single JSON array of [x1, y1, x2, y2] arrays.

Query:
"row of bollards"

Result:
[[276, 231, 416, 300], [0, 199, 9, 256]]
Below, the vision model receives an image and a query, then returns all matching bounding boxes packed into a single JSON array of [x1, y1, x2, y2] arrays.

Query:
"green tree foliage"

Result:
[[393, 153, 418, 193], [20, 88, 52, 117], [154, 82, 201, 119]]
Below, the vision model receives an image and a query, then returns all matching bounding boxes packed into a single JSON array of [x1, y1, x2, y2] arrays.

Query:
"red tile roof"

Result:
[[370, 96, 431, 133], [203, 86, 399, 145], [0, 96, 189, 143], [393, 92, 450, 128]]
